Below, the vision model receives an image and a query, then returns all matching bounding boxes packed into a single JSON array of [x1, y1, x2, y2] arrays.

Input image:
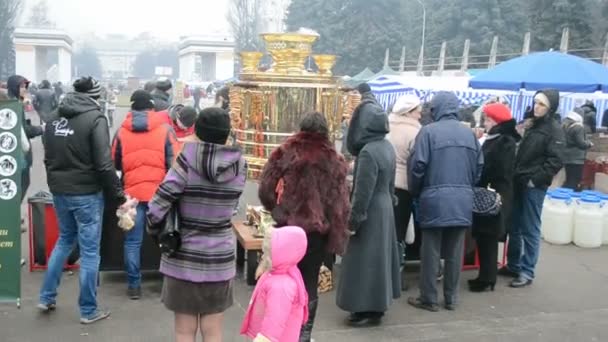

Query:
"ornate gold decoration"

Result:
[[230, 33, 360, 180], [261, 33, 318, 75], [312, 54, 337, 76], [240, 51, 263, 73]]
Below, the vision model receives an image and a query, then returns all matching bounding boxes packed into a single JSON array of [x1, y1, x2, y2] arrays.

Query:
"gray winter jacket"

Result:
[[562, 117, 591, 165], [33, 88, 58, 123], [408, 91, 483, 229]]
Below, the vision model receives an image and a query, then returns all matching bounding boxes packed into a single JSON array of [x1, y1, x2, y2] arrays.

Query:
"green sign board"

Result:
[[0, 100, 23, 307]]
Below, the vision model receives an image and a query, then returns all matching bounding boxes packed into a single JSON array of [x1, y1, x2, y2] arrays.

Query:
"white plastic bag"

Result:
[[405, 214, 415, 245], [116, 196, 138, 231]]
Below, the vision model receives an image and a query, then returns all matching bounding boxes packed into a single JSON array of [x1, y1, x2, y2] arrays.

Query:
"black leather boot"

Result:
[[299, 299, 318, 342]]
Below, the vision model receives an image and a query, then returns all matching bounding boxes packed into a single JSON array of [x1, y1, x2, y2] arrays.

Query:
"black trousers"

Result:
[[474, 234, 498, 283], [21, 168, 30, 202], [298, 233, 328, 301], [563, 164, 584, 191], [394, 188, 414, 242]]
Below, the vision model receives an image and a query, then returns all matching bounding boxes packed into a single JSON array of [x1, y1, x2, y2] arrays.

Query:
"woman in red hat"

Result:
[[469, 103, 520, 292]]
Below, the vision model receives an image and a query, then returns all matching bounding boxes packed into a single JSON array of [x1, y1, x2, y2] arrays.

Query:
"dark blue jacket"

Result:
[[408, 92, 483, 229]]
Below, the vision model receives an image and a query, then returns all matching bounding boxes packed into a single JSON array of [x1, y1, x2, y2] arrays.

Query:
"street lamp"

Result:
[[415, 0, 426, 75]]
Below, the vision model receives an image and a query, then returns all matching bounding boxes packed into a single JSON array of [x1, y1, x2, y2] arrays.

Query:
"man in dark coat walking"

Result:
[[500, 89, 565, 288], [407, 91, 483, 312], [33, 80, 58, 124]]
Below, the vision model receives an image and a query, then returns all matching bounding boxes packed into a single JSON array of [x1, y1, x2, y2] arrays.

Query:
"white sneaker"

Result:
[[80, 309, 111, 324]]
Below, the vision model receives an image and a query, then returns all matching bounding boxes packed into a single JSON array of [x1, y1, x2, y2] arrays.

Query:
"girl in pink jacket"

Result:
[[241, 226, 309, 342]]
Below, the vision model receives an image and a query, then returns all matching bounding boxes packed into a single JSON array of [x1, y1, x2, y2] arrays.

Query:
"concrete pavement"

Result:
[[1, 108, 608, 341]]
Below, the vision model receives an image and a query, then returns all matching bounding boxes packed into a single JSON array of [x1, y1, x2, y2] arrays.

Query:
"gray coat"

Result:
[[408, 91, 483, 229], [33, 88, 58, 123], [336, 96, 401, 313], [562, 117, 591, 165]]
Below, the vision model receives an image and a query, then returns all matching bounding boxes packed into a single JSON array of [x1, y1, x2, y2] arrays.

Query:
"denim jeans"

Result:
[[39, 192, 104, 319], [124, 202, 147, 289], [507, 187, 546, 280]]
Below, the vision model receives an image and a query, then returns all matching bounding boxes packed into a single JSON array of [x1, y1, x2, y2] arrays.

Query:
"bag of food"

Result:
[[117, 197, 138, 231]]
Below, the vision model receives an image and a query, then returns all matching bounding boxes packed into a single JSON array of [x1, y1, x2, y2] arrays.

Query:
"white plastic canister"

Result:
[[598, 193, 608, 245], [574, 195, 604, 248], [542, 192, 574, 245]]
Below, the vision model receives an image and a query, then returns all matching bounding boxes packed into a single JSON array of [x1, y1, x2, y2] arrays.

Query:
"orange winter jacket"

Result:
[[112, 110, 179, 202]]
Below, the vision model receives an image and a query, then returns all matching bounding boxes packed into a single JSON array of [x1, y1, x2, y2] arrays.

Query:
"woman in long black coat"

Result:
[[470, 103, 520, 292]]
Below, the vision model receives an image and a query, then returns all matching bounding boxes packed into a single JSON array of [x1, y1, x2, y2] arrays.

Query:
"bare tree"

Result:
[[26, 0, 55, 28], [227, 0, 262, 51], [0, 0, 23, 79]]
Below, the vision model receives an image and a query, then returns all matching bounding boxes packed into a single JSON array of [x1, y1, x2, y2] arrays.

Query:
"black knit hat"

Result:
[[170, 104, 197, 128], [178, 106, 198, 128], [195, 107, 231, 144], [156, 77, 172, 92], [356, 83, 371, 94], [130, 90, 155, 111], [73, 77, 102, 99]]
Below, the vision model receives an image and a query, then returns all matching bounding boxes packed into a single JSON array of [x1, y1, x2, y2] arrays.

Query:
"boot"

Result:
[[299, 299, 318, 342]]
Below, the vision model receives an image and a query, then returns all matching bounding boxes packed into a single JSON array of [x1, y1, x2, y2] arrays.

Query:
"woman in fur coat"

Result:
[[258, 112, 350, 342]]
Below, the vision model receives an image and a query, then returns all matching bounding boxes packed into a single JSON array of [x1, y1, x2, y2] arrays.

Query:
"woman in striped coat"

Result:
[[147, 107, 247, 342]]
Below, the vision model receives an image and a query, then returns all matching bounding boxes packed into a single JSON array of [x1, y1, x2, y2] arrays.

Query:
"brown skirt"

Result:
[[161, 276, 233, 315]]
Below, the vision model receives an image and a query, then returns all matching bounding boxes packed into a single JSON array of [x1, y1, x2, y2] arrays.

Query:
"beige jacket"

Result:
[[387, 114, 421, 190]]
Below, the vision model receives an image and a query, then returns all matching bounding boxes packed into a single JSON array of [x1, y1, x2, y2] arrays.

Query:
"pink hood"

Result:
[[270, 225, 307, 273], [241, 226, 308, 342]]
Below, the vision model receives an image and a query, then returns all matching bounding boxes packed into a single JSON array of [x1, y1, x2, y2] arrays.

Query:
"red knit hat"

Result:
[[483, 103, 512, 124]]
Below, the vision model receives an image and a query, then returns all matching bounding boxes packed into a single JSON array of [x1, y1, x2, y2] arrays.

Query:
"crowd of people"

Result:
[[0, 71, 599, 341]]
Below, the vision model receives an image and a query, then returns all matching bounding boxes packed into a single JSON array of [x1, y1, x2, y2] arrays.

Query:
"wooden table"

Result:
[[232, 221, 263, 285]]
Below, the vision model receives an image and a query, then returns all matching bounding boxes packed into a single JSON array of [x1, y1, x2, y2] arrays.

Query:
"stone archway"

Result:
[[13, 28, 73, 84], [178, 35, 235, 82]]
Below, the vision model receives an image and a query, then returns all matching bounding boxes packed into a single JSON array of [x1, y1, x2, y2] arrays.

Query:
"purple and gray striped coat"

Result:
[[147, 141, 247, 283]]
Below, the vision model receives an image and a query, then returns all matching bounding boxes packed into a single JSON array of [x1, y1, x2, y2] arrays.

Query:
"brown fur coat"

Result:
[[258, 132, 350, 255]]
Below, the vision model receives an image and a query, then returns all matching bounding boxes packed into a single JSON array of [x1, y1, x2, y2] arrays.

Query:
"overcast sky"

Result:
[[20, 0, 231, 40]]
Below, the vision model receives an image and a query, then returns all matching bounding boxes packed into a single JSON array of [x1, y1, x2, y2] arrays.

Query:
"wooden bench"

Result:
[[232, 221, 263, 285]]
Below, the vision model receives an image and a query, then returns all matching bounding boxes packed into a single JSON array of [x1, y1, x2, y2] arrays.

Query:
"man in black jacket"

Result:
[[500, 89, 565, 288], [38, 76, 126, 324], [33, 80, 58, 124]]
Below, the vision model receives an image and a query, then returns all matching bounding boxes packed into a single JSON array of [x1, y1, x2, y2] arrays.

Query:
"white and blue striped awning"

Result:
[[372, 84, 608, 126], [369, 76, 422, 111]]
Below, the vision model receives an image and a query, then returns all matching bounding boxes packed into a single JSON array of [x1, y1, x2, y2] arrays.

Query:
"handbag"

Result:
[[472, 186, 502, 216], [147, 206, 181, 257], [405, 213, 415, 245], [317, 264, 333, 293]]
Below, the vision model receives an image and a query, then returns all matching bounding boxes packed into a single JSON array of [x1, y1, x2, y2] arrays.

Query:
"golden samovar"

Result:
[[229, 32, 360, 180]]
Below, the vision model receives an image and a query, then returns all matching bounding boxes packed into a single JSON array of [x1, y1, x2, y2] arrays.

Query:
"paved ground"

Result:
[[2, 108, 608, 341]]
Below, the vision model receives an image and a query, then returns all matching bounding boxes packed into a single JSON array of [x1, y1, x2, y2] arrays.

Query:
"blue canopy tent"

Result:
[[469, 52, 608, 93]]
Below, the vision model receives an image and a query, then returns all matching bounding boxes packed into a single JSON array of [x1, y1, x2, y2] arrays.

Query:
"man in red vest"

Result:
[[112, 90, 179, 299]]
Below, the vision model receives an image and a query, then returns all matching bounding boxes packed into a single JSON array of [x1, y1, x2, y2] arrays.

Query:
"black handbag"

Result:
[[146, 206, 181, 257], [472, 186, 502, 216]]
